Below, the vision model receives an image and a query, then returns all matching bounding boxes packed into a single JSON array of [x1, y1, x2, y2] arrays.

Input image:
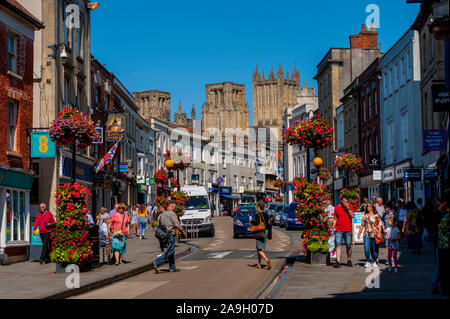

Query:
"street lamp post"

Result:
[[300, 110, 316, 181]]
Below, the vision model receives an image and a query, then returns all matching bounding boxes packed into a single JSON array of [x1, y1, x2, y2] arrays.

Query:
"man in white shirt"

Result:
[[375, 197, 385, 219]]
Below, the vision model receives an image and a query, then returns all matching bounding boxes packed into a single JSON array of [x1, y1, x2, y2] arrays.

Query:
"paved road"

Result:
[[73, 216, 300, 299]]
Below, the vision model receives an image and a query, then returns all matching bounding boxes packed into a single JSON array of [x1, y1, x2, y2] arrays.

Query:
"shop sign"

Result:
[[404, 169, 422, 182], [424, 169, 438, 179], [146, 178, 155, 186], [423, 130, 447, 152], [373, 170, 382, 181], [395, 163, 410, 180], [219, 186, 232, 195], [137, 175, 145, 184], [369, 155, 381, 170], [31, 132, 56, 158], [432, 84, 449, 112], [106, 113, 125, 141], [93, 127, 103, 144], [383, 168, 395, 182], [119, 163, 128, 174]]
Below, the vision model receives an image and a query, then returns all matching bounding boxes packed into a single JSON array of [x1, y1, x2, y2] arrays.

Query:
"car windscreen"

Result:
[[236, 207, 256, 216], [275, 205, 283, 212], [185, 196, 209, 210], [268, 204, 277, 210]]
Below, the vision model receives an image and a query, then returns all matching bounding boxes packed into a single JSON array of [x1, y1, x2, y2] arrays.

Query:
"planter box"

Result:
[[307, 251, 330, 265]]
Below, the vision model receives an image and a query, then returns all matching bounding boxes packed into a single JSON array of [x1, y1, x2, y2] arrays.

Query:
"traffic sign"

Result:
[[147, 178, 155, 186], [31, 132, 56, 158], [217, 177, 223, 184]]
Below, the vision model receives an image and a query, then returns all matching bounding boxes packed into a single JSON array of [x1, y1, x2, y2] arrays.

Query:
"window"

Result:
[[368, 92, 372, 119], [362, 93, 366, 123], [7, 100, 18, 151], [234, 175, 238, 187], [401, 111, 408, 157], [368, 131, 372, 155], [241, 176, 245, 187], [5, 190, 27, 242], [77, 18, 82, 57], [8, 35, 17, 73], [374, 91, 377, 116], [77, 87, 82, 108]]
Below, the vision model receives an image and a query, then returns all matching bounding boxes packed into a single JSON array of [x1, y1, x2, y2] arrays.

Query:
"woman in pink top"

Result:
[[110, 203, 130, 265]]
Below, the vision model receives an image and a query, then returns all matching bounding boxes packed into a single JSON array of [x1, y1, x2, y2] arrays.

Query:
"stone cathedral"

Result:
[[252, 64, 300, 137], [133, 89, 171, 123], [201, 82, 249, 134]]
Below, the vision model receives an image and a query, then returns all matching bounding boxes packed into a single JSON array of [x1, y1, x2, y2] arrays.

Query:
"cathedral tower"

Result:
[[133, 90, 171, 122]]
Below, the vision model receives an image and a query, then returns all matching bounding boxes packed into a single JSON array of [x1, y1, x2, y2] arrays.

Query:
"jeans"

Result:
[[39, 232, 52, 262], [388, 249, 398, 268], [138, 217, 147, 237], [153, 234, 176, 270], [363, 237, 379, 263], [335, 231, 352, 247]]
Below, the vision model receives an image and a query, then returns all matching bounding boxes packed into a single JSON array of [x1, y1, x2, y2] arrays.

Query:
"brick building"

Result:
[[0, 0, 43, 264]]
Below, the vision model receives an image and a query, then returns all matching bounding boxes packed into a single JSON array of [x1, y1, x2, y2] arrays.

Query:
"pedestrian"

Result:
[[383, 203, 395, 265], [152, 200, 187, 273], [97, 207, 108, 226], [325, 199, 335, 218], [130, 205, 138, 237], [332, 197, 355, 268], [84, 210, 95, 225], [137, 204, 148, 239], [402, 201, 424, 254], [220, 203, 224, 216], [154, 205, 167, 252], [398, 201, 407, 244], [375, 197, 385, 220], [32, 203, 56, 264], [99, 216, 112, 263], [371, 196, 377, 205], [386, 216, 401, 273], [109, 204, 119, 218], [358, 202, 383, 267], [110, 203, 130, 266], [437, 198, 449, 296], [249, 201, 272, 270], [360, 197, 369, 213], [416, 198, 424, 213]]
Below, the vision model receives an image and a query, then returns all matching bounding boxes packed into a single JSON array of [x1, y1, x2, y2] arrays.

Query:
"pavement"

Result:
[[0, 228, 194, 299], [263, 236, 448, 299]]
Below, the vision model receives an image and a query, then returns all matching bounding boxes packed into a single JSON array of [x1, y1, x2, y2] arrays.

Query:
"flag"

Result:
[[95, 141, 119, 173]]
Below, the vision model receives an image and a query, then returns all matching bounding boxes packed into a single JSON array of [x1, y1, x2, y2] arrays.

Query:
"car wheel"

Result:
[[209, 226, 215, 237]]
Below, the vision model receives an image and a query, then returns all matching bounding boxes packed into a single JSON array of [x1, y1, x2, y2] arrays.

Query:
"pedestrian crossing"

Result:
[[182, 249, 289, 261]]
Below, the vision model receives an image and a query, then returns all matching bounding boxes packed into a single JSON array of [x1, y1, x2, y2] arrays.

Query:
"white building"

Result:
[[380, 29, 424, 203]]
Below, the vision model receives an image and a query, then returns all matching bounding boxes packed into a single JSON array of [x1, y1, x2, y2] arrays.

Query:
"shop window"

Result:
[[7, 100, 18, 151]]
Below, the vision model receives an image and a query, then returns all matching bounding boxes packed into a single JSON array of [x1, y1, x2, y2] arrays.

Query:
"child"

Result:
[[386, 216, 401, 273]]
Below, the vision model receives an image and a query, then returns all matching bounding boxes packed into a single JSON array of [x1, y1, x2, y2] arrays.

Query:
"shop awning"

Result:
[[220, 195, 240, 200]]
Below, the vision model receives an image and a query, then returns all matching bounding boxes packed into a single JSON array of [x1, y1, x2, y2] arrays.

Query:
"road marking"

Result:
[[206, 251, 232, 259], [179, 266, 199, 270]]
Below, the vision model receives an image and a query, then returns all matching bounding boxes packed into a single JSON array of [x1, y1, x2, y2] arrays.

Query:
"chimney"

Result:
[[350, 24, 378, 49]]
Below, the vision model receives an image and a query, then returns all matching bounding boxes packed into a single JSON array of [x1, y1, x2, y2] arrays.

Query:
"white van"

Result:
[[179, 185, 215, 237]]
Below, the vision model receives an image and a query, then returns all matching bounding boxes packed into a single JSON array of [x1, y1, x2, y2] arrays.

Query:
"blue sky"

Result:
[[91, 0, 420, 125]]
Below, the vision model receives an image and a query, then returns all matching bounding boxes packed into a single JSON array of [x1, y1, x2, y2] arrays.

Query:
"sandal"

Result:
[[267, 260, 272, 270], [256, 264, 262, 269]]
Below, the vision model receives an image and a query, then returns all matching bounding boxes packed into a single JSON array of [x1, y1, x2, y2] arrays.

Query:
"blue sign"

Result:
[[404, 169, 422, 182], [62, 158, 94, 182], [31, 132, 56, 158], [209, 183, 220, 193], [423, 130, 447, 152], [119, 163, 129, 173], [219, 186, 232, 195], [424, 169, 438, 179], [278, 166, 284, 174], [217, 177, 223, 184], [94, 127, 103, 144]]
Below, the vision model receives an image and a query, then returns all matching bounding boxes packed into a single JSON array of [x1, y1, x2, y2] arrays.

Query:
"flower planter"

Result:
[[307, 251, 329, 265]]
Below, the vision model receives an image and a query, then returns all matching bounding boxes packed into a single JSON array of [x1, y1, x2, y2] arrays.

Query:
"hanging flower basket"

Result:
[[49, 106, 99, 148], [339, 188, 360, 212], [154, 169, 169, 186], [274, 178, 285, 188], [318, 167, 331, 181], [334, 153, 363, 172], [50, 182, 93, 269], [165, 150, 190, 170], [282, 114, 333, 151]]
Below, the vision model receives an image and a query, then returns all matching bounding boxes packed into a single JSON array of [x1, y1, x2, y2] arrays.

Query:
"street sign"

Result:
[[119, 163, 128, 174], [423, 130, 447, 152], [404, 168, 422, 182], [137, 175, 145, 184], [106, 113, 125, 141], [278, 166, 284, 174], [31, 132, 56, 158], [432, 84, 449, 112], [93, 127, 103, 144], [146, 178, 155, 186], [217, 177, 223, 184]]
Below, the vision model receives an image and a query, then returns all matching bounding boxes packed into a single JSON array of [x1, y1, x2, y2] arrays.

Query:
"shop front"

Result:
[[0, 167, 34, 265], [219, 186, 238, 214], [208, 183, 220, 216], [360, 174, 381, 201]]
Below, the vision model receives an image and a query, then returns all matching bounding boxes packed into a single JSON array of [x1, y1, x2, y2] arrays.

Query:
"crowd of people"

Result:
[[326, 195, 448, 296]]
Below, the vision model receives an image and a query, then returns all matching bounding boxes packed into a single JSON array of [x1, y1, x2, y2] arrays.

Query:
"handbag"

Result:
[[155, 216, 172, 242], [370, 217, 385, 245], [251, 212, 266, 239], [113, 213, 126, 238]]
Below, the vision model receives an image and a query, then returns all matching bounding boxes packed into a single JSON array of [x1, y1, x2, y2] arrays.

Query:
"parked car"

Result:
[[284, 202, 304, 230], [278, 204, 290, 228], [233, 206, 257, 238]]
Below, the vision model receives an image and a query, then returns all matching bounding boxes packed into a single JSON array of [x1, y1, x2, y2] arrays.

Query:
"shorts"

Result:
[[335, 231, 353, 247]]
